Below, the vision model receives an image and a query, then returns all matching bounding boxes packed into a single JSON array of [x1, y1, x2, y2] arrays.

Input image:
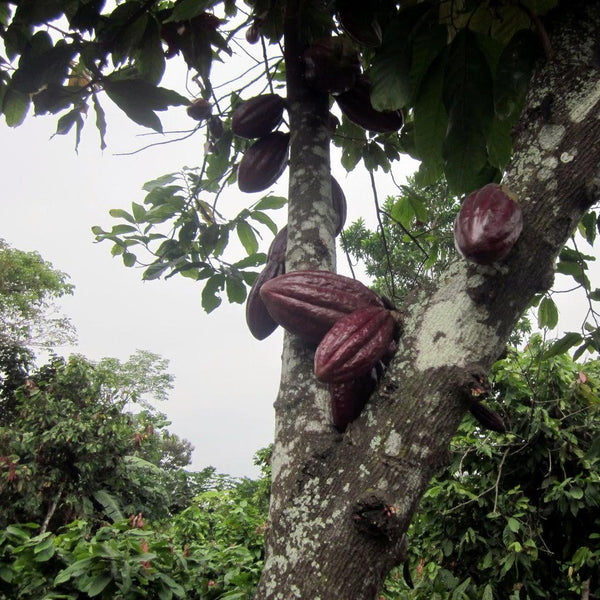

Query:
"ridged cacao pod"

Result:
[[245, 259, 285, 340], [303, 37, 361, 95], [331, 177, 347, 236], [314, 305, 396, 383], [187, 98, 212, 121], [259, 270, 384, 344], [335, 80, 403, 133], [246, 21, 260, 44], [469, 401, 506, 433], [232, 94, 286, 139], [454, 183, 523, 265], [330, 369, 378, 432], [267, 225, 287, 264], [238, 131, 290, 193]]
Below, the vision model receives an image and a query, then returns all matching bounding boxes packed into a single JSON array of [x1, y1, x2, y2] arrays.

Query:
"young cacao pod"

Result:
[[453, 183, 523, 265], [330, 368, 378, 432], [246, 21, 261, 44], [335, 79, 403, 133], [468, 401, 506, 433], [259, 270, 384, 344], [331, 177, 347, 236], [303, 36, 361, 95], [314, 305, 396, 383], [187, 98, 212, 121], [237, 131, 290, 193], [232, 94, 286, 139], [246, 259, 285, 340]]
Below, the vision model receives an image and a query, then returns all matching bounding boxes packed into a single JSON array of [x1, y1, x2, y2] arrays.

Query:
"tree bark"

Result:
[[256, 2, 600, 598]]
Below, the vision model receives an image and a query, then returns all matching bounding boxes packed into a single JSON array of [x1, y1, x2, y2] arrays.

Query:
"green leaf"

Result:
[[254, 195, 287, 211], [250, 211, 278, 235], [54, 108, 80, 136], [109, 209, 135, 223], [507, 517, 520, 533], [131, 202, 147, 222], [2, 85, 30, 127], [391, 197, 415, 229], [86, 573, 112, 597], [237, 222, 259, 255], [538, 296, 558, 330], [542, 332, 583, 359], [92, 93, 107, 151], [122, 252, 136, 267], [410, 24, 448, 100], [226, 276, 247, 304], [143, 263, 168, 280], [168, 0, 215, 22], [202, 275, 224, 313], [487, 117, 513, 169], [414, 53, 447, 175]]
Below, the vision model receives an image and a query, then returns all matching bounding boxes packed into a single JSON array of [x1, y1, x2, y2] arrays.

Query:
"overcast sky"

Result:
[[1, 34, 596, 478]]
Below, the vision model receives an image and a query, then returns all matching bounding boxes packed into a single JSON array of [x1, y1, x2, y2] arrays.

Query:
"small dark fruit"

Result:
[[187, 98, 212, 121], [232, 94, 286, 139], [237, 131, 290, 193]]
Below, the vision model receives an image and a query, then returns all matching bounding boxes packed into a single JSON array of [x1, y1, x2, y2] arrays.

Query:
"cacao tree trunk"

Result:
[[256, 2, 600, 598]]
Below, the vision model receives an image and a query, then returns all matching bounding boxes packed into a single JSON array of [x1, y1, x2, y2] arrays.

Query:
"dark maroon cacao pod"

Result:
[[303, 36, 361, 95], [267, 225, 287, 265], [314, 305, 396, 383], [187, 98, 212, 121], [454, 183, 523, 265], [246, 22, 260, 44], [335, 80, 403, 133], [208, 115, 224, 139], [331, 177, 347, 236], [330, 369, 378, 432], [237, 131, 290, 193], [469, 401, 506, 433], [246, 259, 285, 340], [259, 270, 384, 344], [232, 94, 286, 139]]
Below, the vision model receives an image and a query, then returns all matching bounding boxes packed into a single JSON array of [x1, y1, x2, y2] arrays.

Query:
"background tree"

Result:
[[2, 1, 600, 597]]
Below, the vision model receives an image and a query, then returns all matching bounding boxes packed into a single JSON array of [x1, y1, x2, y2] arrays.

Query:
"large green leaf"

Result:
[[413, 54, 447, 176], [2, 85, 30, 126]]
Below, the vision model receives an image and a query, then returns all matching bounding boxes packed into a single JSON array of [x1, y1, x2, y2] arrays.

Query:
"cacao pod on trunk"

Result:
[[232, 94, 286, 139], [468, 401, 506, 433], [331, 177, 347, 236], [454, 183, 523, 265], [237, 131, 290, 193], [259, 270, 384, 344], [246, 259, 285, 340], [335, 79, 403, 133], [303, 36, 361, 95], [267, 225, 287, 264], [330, 369, 378, 432], [314, 305, 396, 383]]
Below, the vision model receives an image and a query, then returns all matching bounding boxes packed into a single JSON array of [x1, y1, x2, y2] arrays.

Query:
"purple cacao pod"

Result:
[[330, 368, 378, 432], [331, 177, 347, 236], [303, 36, 361, 95], [237, 131, 290, 193], [232, 94, 286, 139], [453, 183, 523, 265], [246, 259, 285, 340], [187, 98, 212, 121], [469, 401, 506, 433], [314, 305, 396, 383], [267, 225, 287, 265], [335, 79, 403, 133], [259, 270, 384, 344]]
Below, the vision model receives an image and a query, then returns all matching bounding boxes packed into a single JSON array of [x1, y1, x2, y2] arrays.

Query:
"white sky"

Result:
[[1, 30, 596, 478]]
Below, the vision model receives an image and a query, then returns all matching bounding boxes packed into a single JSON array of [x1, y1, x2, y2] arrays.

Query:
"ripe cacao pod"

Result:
[[335, 79, 403, 133], [237, 131, 290, 193], [314, 305, 396, 383], [331, 177, 347, 236], [246, 259, 285, 340], [267, 225, 287, 265], [232, 94, 286, 139], [246, 21, 260, 44], [259, 270, 384, 344], [468, 401, 506, 433], [187, 98, 212, 121], [330, 368, 378, 432], [453, 183, 523, 265], [303, 36, 361, 95]]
